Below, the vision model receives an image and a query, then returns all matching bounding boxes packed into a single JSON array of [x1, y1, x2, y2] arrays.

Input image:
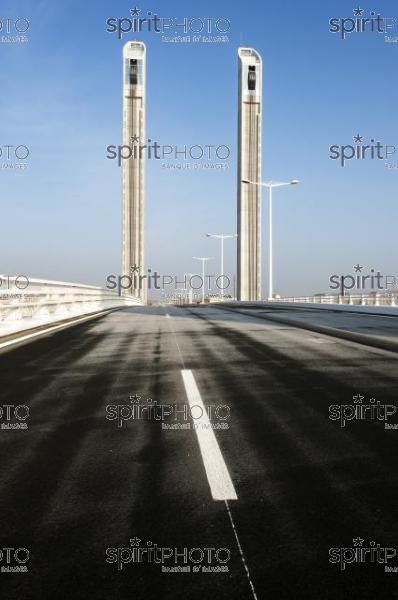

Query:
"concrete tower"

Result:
[[122, 41, 146, 302], [237, 47, 262, 301]]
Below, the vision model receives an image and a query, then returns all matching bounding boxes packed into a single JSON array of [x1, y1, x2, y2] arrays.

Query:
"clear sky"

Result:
[[2, 0, 398, 297]]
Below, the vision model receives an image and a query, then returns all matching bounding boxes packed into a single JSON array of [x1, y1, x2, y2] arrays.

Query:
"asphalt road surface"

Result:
[[1, 305, 398, 599]]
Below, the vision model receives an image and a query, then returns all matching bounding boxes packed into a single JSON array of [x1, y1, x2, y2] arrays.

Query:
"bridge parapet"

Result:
[[274, 293, 396, 307], [0, 277, 142, 338]]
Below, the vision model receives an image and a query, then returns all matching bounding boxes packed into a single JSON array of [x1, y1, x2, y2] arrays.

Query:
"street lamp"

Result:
[[192, 257, 213, 304], [242, 179, 299, 301], [206, 233, 237, 300]]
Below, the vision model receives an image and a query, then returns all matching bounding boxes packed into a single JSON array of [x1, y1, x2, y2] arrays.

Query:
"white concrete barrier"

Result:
[[0, 276, 142, 337], [245, 300, 398, 317], [273, 294, 396, 307]]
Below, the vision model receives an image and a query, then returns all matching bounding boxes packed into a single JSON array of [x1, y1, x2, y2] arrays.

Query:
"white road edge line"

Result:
[[181, 369, 237, 502], [0, 311, 110, 351]]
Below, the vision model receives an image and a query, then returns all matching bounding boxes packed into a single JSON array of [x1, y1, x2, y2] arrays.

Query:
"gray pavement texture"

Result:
[[1, 305, 398, 599]]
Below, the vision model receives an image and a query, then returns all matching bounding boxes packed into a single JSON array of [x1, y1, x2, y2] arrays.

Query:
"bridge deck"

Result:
[[1, 306, 398, 599]]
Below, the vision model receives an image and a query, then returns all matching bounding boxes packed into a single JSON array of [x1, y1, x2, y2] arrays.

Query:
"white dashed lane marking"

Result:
[[181, 369, 237, 502]]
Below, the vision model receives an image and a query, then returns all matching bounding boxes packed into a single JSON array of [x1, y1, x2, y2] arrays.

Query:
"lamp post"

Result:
[[242, 179, 299, 300], [206, 234, 237, 300], [192, 257, 213, 304]]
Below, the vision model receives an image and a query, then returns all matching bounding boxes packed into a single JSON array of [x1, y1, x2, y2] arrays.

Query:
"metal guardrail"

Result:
[[0, 276, 142, 336], [274, 294, 397, 307]]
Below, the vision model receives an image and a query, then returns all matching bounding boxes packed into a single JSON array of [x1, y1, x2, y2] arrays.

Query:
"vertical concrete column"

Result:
[[122, 41, 146, 303], [237, 47, 262, 301]]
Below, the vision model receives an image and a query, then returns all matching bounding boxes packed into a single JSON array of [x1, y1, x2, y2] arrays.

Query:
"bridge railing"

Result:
[[274, 294, 397, 307], [0, 277, 141, 337]]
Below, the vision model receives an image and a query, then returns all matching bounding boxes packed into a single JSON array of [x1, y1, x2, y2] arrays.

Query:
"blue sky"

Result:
[[1, 0, 398, 296]]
